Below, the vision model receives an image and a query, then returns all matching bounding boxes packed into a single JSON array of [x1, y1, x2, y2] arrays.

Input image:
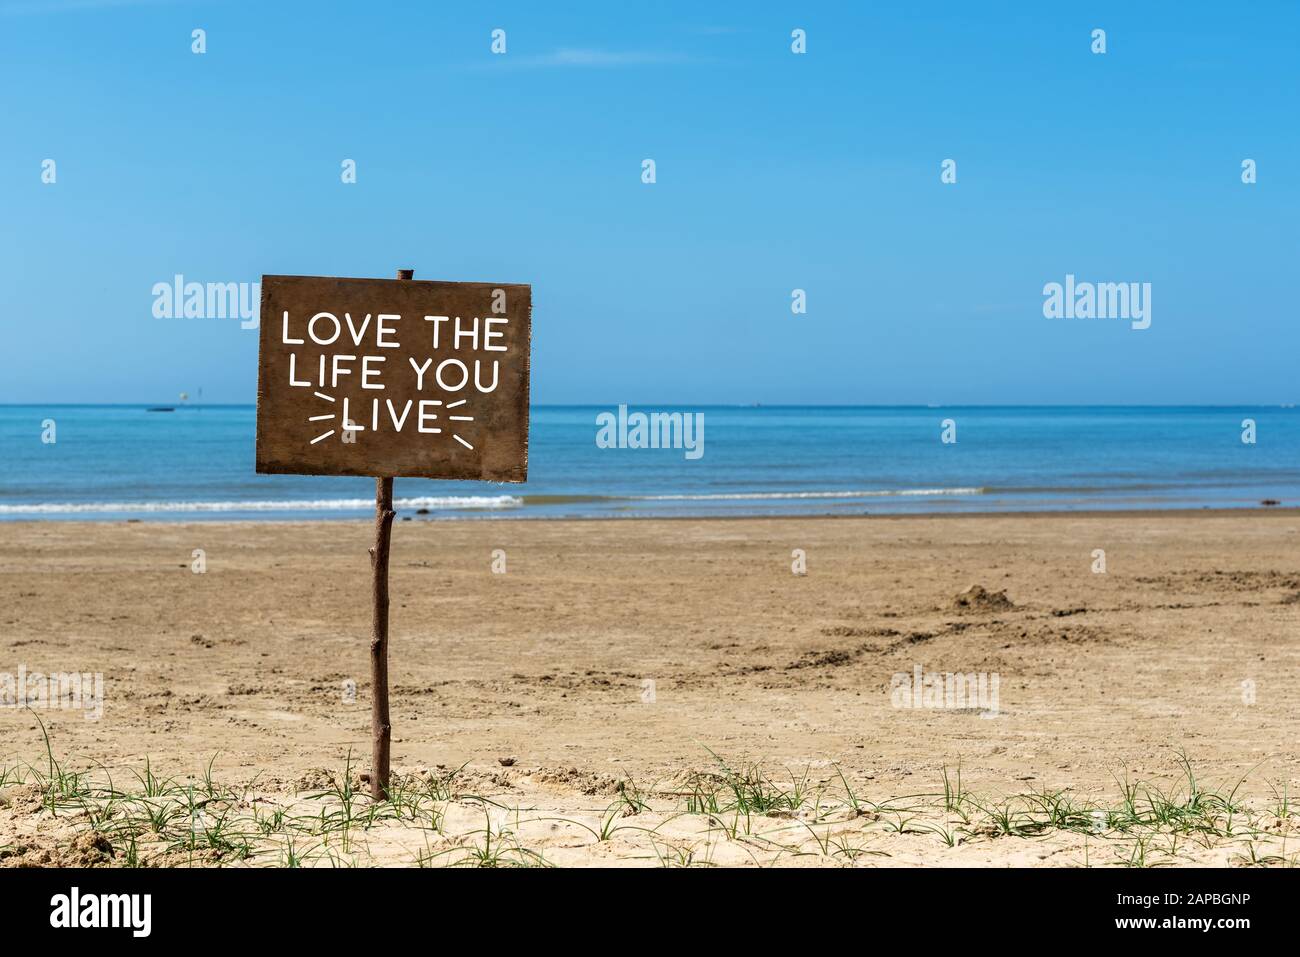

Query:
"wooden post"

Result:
[[368, 267, 413, 799]]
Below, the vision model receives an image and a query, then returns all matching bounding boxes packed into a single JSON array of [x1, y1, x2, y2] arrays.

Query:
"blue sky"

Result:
[[1, 0, 1296, 405]]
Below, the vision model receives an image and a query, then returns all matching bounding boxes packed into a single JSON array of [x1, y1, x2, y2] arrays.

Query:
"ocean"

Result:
[[2, 405, 1297, 520]]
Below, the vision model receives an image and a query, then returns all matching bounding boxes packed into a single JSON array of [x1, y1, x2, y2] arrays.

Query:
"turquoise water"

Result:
[[1, 405, 1297, 520]]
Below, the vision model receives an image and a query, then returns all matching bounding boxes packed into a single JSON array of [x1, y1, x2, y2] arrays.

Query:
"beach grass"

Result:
[[1, 726, 1296, 868]]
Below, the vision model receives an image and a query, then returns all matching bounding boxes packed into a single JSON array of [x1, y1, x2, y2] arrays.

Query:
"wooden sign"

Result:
[[255, 274, 531, 481], [254, 269, 531, 800]]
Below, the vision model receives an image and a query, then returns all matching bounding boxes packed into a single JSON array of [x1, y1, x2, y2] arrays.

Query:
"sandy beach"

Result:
[[2, 510, 1298, 867]]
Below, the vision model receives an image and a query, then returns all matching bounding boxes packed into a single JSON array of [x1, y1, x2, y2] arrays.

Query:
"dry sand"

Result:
[[1, 511, 1298, 867]]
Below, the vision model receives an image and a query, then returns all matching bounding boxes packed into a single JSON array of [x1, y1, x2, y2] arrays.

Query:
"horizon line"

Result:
[[2, 402, 1297, 410]]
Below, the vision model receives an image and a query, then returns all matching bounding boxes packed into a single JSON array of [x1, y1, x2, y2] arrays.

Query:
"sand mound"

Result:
[[951, 584, 1015, 613], [1, 831, 116, 868]]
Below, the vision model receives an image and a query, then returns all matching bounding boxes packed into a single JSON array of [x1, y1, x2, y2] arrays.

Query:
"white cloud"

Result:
[[479, 47, 698, 70]]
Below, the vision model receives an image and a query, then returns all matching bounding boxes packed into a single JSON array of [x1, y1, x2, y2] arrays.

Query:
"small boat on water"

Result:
[[146, 407, 175, 413]]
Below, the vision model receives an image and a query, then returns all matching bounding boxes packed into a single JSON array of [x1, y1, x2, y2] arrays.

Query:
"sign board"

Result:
[[255, 275, 530, 481]]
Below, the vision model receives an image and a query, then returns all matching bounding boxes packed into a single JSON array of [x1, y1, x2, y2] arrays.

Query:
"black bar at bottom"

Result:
[[0, 866, 1279, 942]]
